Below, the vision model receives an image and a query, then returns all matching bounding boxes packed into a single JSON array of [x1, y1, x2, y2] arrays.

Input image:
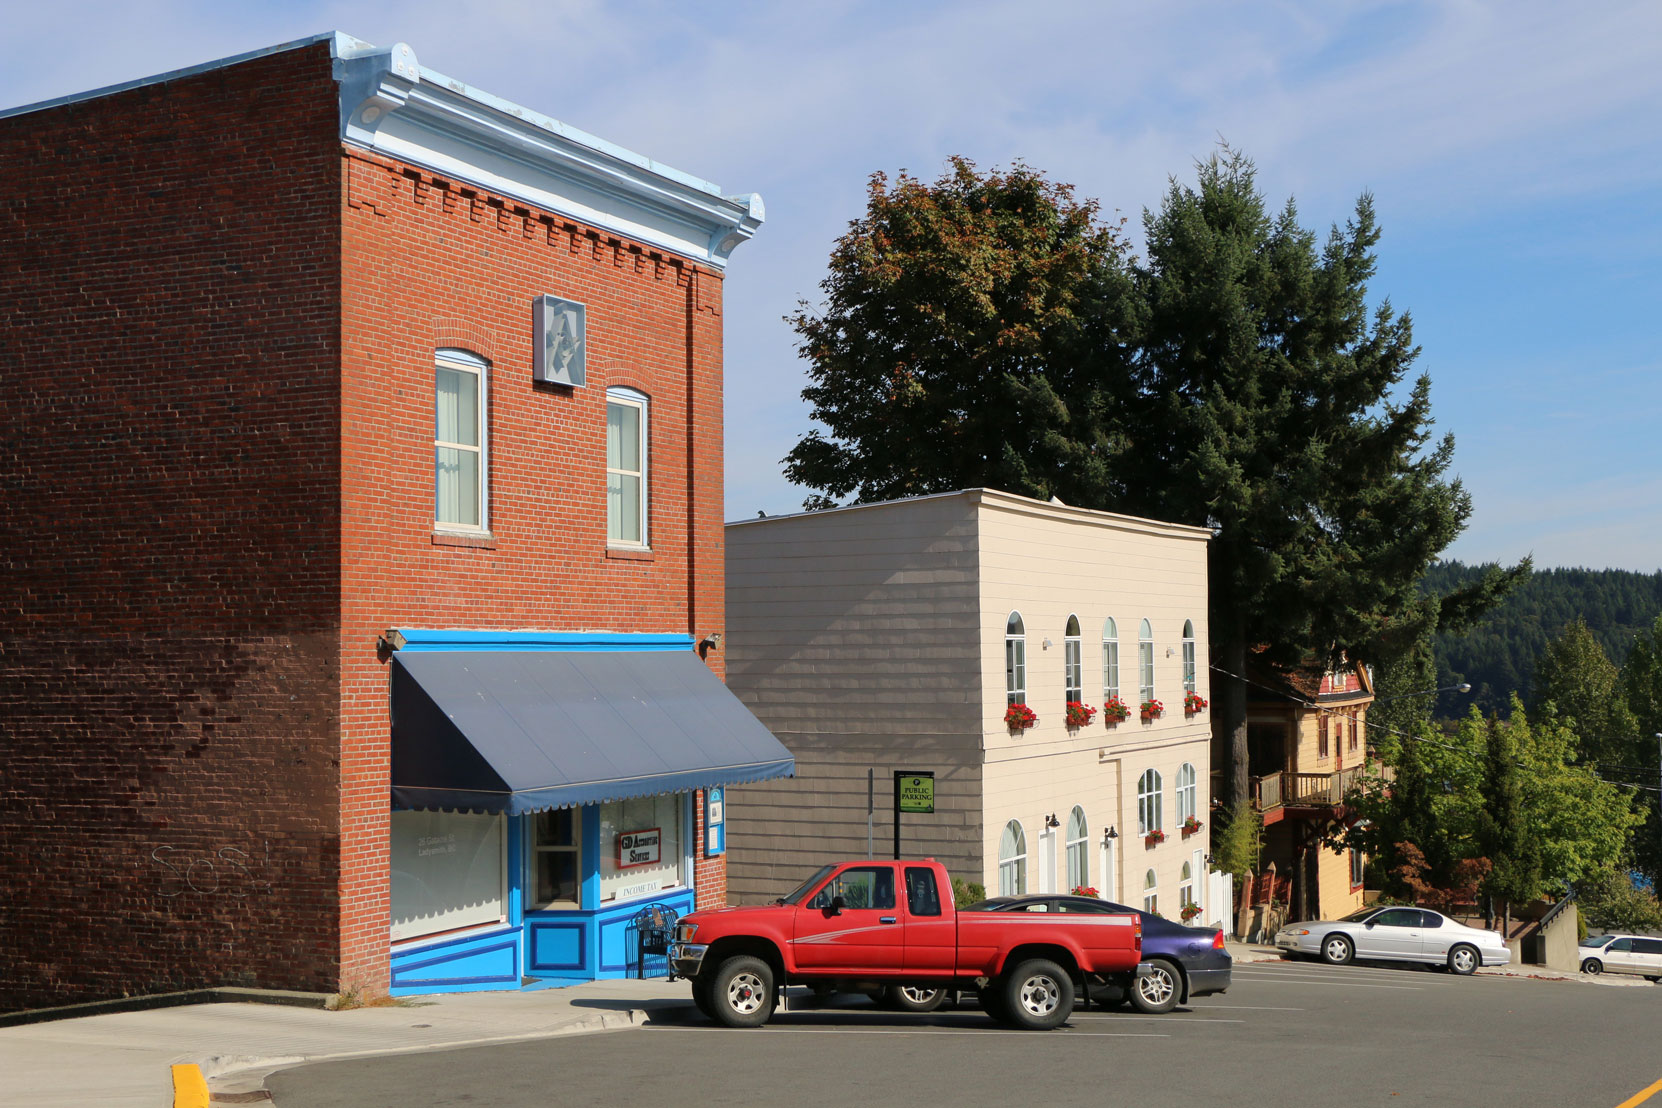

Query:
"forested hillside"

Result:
[[1426, 563, 1662, 715]]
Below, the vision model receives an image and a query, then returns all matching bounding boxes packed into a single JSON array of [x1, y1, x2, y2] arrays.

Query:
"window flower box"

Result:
[[1181, 816, 1203, 837], [1184, 691, 1208, 715], [1102, 696, 1130, 723], [1071, 885, 1100, 898], [1180, 903, 1202, 923], [1004, 703, 1038, 730], [1144, 829, 1166, 847], [1065, 700, 1097, 728], [1140, 699, 1164, 721]]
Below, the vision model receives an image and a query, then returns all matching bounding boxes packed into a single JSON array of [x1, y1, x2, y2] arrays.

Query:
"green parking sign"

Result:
[[897, 772, 935, 814]]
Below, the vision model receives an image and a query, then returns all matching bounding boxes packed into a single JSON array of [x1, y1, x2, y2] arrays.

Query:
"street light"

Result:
[[1371, 682, 1471, 705]]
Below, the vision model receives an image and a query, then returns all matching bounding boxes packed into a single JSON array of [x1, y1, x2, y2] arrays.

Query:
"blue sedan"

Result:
[[966, 895, 1231, 1014]]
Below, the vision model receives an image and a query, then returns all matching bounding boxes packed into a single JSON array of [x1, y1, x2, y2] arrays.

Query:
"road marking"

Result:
[[1072, 1015, 1245, 1023], [1615, 1077, 1662, 1108], [1202, 1004, 1306, 1011], [644, 1026, 1168, 1038], [1227, 975, 1421, 991]]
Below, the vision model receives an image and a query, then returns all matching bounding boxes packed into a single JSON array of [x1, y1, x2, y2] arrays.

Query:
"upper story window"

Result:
[[1176, 763, 1198, 824], [999, 819, 1028, 896], [1349, 713, 1360, 752], [1318, 713, 1330, 758], [1137, 768, 1163, 835], [1143, 868, 1158, 915], [606, 388, 648, 546], [1138, 619, 1155, 705], [434, 349, 489, 531], [1064, 615, 1083, 703], [1182, 620, 1197, 693], [1005, 612, 1027, 706], [1101, 618, 1119, 702]]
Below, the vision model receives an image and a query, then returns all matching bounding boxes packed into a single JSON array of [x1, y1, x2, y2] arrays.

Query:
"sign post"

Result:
[[892, 770, 935, 860]]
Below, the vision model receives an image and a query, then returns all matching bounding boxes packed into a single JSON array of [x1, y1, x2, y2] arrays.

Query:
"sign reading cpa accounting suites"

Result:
[[897, 773, 935, 814], [617, 827, 662, 869]]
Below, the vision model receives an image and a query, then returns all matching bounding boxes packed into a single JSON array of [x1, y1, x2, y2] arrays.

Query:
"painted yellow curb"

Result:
[[171, 1062, 209, 1108]]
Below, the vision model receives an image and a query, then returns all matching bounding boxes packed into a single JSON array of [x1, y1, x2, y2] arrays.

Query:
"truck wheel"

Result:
[[1000, 958, 1075, 1030], [977, 985, 1009, 1023], [690, 974, 717, 1019], [710, 955, 776, 1028], [882, 985, 947, 1012]]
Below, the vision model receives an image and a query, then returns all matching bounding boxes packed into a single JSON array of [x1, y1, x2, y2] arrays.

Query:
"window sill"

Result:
[[433, 530, 498, 550], [605, 545, 654, 562]]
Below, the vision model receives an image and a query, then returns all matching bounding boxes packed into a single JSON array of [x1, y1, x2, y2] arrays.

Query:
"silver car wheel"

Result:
[[1322, 934, 1354, 965], [1017, 971, 1063, 1018], [726, 970, 768, 1014], [1448, 944, 1478, 976]]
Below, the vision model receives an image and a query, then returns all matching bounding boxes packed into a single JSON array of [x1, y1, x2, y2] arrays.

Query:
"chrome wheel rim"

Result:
[[1017, 973, 1062, 1017], [1452, 948, 1476, 973], [726, 971, 767, 1014], [1325, 938, 1349, 961], [1137, 967, 1175, 1005], [900, 987, 941, 1005]]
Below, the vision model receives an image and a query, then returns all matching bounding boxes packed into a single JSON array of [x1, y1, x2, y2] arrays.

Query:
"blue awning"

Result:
[[390, 650, 794, 814]]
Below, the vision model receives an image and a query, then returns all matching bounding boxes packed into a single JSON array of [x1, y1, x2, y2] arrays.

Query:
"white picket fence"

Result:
[[1205, 869, 1234, 932]]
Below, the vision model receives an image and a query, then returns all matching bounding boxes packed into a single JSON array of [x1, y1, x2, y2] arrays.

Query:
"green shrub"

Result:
[[952, 876, 986, 907]]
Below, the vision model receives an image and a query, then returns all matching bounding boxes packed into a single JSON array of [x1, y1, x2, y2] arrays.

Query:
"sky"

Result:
[[4, 0, 1658, 572]]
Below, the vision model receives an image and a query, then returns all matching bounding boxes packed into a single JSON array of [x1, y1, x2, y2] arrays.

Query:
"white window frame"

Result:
[[1182, 620, 1197, 693], [1138, 768, 1163, 835], [1101, 618, 1119, 702], [999, 819, 1028, 896], [1138, 619, 1155, 705], [1064, 614, 1083, 703], [526, 807, 583, 911], [434, 349, 489, 533], [390, 809, 507, 942], [1066, 806, 1089, 892], [1005, 612, 1027, 707], [1179, 861, 1195, 908], [1176, 763, 1197, 824], [606, 387, 649, 547], [1143, 868, 1159, 915]]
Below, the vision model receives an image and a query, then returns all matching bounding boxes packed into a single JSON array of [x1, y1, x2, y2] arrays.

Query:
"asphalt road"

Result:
[[269, 961, 1662, 1108]]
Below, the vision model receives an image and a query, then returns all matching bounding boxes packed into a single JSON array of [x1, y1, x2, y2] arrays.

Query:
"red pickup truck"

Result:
[[668, 858, 1144, 1029]]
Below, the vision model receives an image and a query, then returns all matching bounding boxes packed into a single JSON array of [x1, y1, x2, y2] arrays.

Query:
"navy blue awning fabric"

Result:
[[390, 650, 795, 814]]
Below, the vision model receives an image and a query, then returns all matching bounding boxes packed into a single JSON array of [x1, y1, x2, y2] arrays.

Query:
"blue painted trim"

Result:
[[507, 813, 524, 927], [393, 629, 694, 653], [525, 920, 588, 972], [391, 938, 520, 991], [581, 805, 601, 910]]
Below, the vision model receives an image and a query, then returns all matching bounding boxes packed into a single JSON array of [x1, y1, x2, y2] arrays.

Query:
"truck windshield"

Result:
[[778, 865, 836, 905]]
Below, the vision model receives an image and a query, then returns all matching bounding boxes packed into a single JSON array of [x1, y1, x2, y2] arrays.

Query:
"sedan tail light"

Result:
[[1213, 929, 1226, 950]]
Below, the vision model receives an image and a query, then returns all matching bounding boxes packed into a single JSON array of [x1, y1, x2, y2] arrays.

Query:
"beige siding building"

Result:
[[723, 489, 1219, 924]]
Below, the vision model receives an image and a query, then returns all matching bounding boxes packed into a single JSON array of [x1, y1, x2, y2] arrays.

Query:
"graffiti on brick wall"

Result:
[[151, 842, 276, 897]]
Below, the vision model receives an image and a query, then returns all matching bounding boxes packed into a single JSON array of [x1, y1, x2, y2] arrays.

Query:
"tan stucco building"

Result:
[[721, 489, 1223, 925]]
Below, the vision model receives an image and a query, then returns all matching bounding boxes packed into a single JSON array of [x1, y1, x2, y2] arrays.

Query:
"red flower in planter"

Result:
[[1102, 696, 1130, 723], [1140, 699, 1164, 721], [1066, 701, 1097, 727], [1181, 816, 1203, 837], [1180, 903, 1202, 922], [1184, 691, 1208, 714], [1144, 829, 1166, 847], [1071, 885, 1100, 898], [1004, 703, 1038, 730]]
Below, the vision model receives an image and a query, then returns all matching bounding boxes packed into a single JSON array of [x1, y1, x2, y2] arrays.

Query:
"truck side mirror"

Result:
[[826, 895, 846, 917]]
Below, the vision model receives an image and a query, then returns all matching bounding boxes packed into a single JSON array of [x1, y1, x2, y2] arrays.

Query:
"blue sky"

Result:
[[5, 1, 1657, 571]]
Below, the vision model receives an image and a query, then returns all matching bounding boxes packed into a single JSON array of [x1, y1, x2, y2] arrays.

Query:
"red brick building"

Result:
[[0, 32, 787, 1012]]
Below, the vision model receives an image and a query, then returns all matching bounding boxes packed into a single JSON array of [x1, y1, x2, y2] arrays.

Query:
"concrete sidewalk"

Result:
[[0, 978, 694, 1108]]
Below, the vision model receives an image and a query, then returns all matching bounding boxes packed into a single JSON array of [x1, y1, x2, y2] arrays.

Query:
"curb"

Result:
[[197, 1004, 665, 1103]]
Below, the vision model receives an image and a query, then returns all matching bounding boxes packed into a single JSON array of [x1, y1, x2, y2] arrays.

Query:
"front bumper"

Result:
[[1274, 931, 1318, 956], [668, 942, 707, 979]]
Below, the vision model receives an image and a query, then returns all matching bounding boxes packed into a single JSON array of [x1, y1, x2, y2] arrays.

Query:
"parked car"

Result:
[[669, 859, 1146, 1029], [965, 895, 1231, 1014], [1579, 933, 1662, 980], [1274, 905, 1512, 974]]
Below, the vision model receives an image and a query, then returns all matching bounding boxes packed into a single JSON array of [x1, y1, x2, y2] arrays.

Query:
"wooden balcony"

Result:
[[1210, 765, 1366, 819]]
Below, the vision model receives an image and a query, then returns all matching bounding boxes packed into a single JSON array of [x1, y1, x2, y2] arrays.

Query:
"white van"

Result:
[[1579, 934, 1662, 980]]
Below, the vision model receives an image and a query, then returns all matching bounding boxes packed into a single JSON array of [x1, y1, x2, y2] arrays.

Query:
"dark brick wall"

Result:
[[0, 44, 345, 1011]]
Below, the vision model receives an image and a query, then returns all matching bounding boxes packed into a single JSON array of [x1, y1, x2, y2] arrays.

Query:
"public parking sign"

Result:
[[897, 772, 935, 814]]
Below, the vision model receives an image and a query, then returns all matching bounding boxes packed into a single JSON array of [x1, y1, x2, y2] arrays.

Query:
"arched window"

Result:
[[1179, 861, 1195, 912], [1137, 768, 1163, 835], [1182, 619, 1197, 693], [1005, 612, 1026, 706], [998, 820, 1027, 896], [1176, 763, 1197, 824], [1064, 615, 1083, 703], [1066, 806, 1089, 893], [1101, 618, 1119, 702], [1143, 869, 1159, 915], [1138, 619, 1155, 706]]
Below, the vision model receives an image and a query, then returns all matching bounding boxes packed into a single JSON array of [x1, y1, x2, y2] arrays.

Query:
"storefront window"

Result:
[[390, 809, 506, 942], [599, 793, 686, 903], [529, 808, 581, 909]]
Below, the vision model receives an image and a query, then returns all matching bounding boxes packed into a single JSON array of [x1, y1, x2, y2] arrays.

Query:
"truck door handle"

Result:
[[880, 916, 897, 924]]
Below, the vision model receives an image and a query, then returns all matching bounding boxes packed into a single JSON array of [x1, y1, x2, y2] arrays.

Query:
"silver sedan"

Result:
[[1274, 905, 1513, 975]]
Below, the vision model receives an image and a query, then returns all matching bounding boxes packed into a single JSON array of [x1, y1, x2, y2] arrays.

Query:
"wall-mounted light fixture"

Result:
[[698, 632, 723, 658], [1045, 813, 1061, 829], [1042, 637, 1053, 649], [1104, 825, 1119, 841]]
